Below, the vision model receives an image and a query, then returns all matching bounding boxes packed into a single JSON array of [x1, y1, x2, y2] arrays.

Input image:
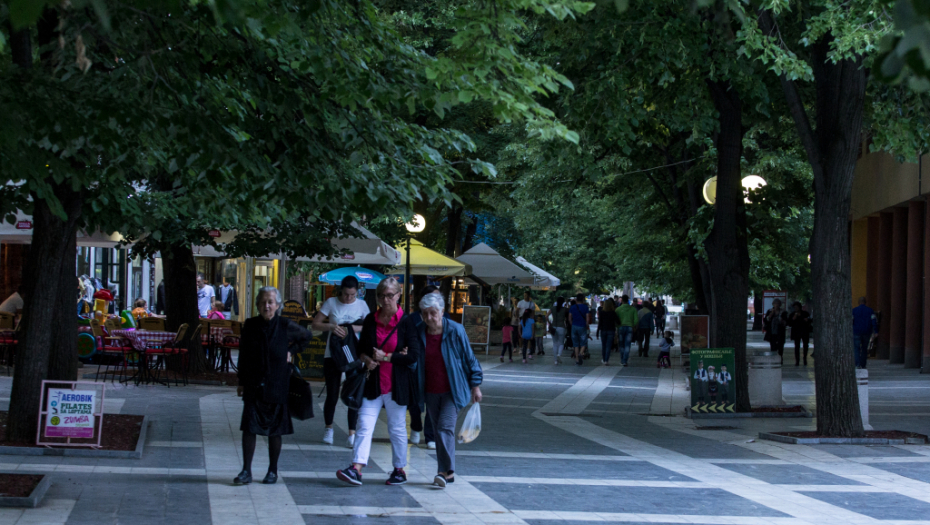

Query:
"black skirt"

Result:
[[240, 397, 294, 436]]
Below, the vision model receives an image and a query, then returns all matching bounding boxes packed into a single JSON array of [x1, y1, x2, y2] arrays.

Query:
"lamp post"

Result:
[[404, 214, 426, 312]]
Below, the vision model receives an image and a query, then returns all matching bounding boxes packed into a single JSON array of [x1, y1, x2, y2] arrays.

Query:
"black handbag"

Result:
[[340, 367, 368, 410], [287, 364, 315, 420]]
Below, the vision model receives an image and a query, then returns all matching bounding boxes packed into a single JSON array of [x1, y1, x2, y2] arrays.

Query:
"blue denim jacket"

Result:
[[417, 318, 483, 410]]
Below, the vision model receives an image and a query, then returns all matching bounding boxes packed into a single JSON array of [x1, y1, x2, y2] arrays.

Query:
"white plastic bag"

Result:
[[456, 402, 481, 444]]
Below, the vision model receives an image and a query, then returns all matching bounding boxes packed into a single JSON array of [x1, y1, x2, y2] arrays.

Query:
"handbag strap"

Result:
[[377, 314, 404, 349]]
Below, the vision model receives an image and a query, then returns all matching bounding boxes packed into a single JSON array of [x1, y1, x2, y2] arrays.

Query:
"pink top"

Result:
[[425, 333, 450, 394], [207, 311, 225, 320], [502, 325, 514, 344], [375, 307, 403, 395]]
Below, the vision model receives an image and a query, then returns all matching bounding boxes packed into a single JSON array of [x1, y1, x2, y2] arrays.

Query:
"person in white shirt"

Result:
[[311, 276, 370, 448], [517, 291, 536, 314], [0, 288, 24, 314], [196, 274, 216, 317]]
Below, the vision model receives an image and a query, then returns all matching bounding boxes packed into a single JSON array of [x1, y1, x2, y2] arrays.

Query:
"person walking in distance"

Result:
[[500, 323, 514, 363], [616, 295, 637, 367], [568, 294, 590, 366], [598, 298, 619, 365], [234, 287, 311, 485], [852, 296, 878, 369], [217, 278, 239, 320], [520, 309, 535, 363], [311, 276, 370, 447], [549, 297, 568, 365], [654, 299, 667, 337], [764, 299, 788, 364], [787, 302, 812, 366], [636, 301, 655, 358], [196, 273, 216, 318]]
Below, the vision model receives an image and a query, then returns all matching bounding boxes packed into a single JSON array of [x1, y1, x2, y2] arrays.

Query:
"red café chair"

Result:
[[0, 322, 21, 374], [153, 323, 192, 386], [91, 319, 134, 384]]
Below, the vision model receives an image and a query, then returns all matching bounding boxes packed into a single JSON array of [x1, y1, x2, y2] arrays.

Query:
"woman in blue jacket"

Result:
[[417, 293, 483, 488]]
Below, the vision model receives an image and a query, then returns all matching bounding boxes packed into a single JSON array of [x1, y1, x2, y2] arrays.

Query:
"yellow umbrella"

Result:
[[387, 239, 472, 276]]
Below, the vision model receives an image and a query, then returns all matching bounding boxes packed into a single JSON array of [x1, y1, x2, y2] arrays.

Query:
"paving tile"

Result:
[[865, 462, 930, 483], [453, 456, 695, 482], [797, 491, 930, 520], [713, 463, 866, 485]]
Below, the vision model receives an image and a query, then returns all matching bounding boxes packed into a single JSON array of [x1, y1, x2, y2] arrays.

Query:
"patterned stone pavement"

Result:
[[2, 332, 930, 524]]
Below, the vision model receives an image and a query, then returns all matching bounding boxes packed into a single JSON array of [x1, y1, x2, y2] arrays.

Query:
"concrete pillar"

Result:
[[867, 217, 880, 308], [889, 207, 908, 364], [857, 369, 871, 430], [748, 351, 784, 406], [877, 212, 894, 359], [905, 201, 924, 368]]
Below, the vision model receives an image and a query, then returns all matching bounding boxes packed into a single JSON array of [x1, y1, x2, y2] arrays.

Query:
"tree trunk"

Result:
[[162, 243, 207, 374], [462, 212, 478, 254], [808, 42, 866, 436], [445, 204, 463, 258], [704, 79, 751, 412], [8, 184, 82, 442], [47, 215, 81, 381], [10, 28, 31, 69]]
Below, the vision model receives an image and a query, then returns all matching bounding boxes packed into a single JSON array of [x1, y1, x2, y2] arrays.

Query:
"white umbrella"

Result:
[[0, 210, 128, 248], [456, 243, 535, 286], [515, 256, 561, 289]]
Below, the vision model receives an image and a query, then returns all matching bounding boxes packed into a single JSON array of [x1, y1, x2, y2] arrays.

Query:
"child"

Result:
[[131, 298, 149, 320], [520, 309, 535, 363], [207, 300, 226, 320], [501, 324, 514, 363], [657, 330, 673, 368], [534, 312, 546, 356]]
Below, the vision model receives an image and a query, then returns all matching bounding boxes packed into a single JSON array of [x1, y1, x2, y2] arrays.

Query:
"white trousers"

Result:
[[352, 393, 408, 469]]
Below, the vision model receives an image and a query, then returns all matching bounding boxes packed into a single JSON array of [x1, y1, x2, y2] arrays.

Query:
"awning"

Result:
[[455, 243, 535, 286], [386, 239, 471, 277], [192, 222, 402, 265], [515, 256, 561, 289], [0, 210, 128, 248]]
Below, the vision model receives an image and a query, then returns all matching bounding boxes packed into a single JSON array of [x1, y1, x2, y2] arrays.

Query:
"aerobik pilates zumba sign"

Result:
[[37, 381, 105, 447]]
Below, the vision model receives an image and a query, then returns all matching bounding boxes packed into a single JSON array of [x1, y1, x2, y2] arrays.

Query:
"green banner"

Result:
[[690, 347, 735, 414]]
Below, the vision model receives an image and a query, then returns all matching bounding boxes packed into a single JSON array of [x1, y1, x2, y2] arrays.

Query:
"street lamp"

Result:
[[404, 214, 426, 312], [702, 175, 768, 205]]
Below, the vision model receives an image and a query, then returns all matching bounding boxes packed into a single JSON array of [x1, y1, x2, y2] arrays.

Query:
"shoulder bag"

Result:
[[287, 363, 315, 420], [340, 315, 403, 410]]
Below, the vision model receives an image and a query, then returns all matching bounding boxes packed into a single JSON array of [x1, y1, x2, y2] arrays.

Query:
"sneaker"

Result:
[[529, 355, 533, 360], [509, 359, 513, 363], [346, 433, 356, 449], [322, 428, 334, 445], [500, 357, 504, 362], [554, 360, 560, 365], [433, 474, 447, 488], [522, 359, 527, 363], [427, 441, 436, 450], [410, 431, 421, 445], [386, 468, 407, 485], [336, 466, 363, 486]]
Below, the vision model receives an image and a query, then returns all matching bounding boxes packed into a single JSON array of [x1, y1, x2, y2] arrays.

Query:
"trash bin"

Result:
[[857, 368, 870, 429], [748, 351, 784, 406], [668, 315, 679, 330]]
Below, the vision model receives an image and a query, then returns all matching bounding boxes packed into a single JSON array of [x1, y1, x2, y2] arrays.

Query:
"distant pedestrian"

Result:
[[520, 309, 535, 363], [852, 296, 877, 369], [637, 302, 655, 358], [217, 278, 239, 320], [416, 293, 483, 489], [196, 273, 216, 318], [598, 299, 619, 365], [156, 280, 166, 315], [616, 295, 637, 366], [764, 299, 788, 364], [549, 297, 568, 365], [517, 291, 536, 315], [234, 286, 311, 485], [787, 302, 812, 366], [654, 300, 667, 336], [510, 297, 522, 348], [534, 310, 546, 356], [569, 294, 590, 366], [501, 324, 514, 363]]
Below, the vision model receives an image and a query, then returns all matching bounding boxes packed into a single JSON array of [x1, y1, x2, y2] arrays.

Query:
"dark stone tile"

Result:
[[286, 477, 421, 508], [861, 462, 930, 483], [808, 445, 923, 458], [456, 457, 694, 482], [304, 515, 439, 525], [713, 463, 865, 485], [798, 491, 930, 520]]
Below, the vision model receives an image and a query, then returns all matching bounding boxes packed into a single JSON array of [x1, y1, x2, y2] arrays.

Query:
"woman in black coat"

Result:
[[336, 277, 420, 487], [787, 301, 812, 366], [234, 286, 310, 485]]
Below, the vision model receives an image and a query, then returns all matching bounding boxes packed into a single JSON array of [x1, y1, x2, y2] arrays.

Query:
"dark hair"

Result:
[[340, 276, 359, 290], [522, 309, 534, 321], [621, 294, 629, 304], [575, 293, 585, 302], [420, 285, 439, 299], [555, 296, 565, 313], [570, 298, 577, 305], [134, 298, 146, 308]]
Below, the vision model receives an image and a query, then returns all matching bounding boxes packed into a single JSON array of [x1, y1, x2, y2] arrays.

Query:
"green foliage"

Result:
[[875, 0, 930, 90]]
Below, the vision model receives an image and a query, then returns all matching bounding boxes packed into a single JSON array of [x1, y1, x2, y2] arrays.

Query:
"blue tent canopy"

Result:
[[319, 266, 386, 286]]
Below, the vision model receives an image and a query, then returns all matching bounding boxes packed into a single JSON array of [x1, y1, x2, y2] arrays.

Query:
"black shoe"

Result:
[[262, 471, 278, 484], [337, 466, 363, 486], [386, 468, 407, 485], [234, 469, 252, 484]]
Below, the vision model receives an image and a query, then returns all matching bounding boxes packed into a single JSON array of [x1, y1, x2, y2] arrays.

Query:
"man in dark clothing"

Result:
[[852, 296, 877, 369], [156, 280, 166, 315]]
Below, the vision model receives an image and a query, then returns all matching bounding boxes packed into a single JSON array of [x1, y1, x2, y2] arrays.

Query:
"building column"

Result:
[[905, 201, 924, 368], [877, 212, 894, 359], [867, 217, 880, 308], [850, 219, 868, 307], [889, 207, 909, 364]]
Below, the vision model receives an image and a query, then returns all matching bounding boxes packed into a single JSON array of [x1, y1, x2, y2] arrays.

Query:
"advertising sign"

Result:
[[690, 347, 736, 413], [15, 221, 32, 230], [763, 290, 787, 316], [679, 315, 710, 357], [294, 327, 326, 379], [45, 389, 96, 438], [280, 300, 309, 322], [462, 305, 491, 350]]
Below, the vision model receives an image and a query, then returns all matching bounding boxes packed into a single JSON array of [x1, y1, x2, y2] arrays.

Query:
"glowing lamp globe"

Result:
[[405, 214, 426, 233], [702, 175, 767, 205]]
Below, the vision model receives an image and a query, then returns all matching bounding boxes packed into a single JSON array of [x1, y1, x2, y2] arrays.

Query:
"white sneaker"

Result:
[[410, 431, 421, 445], [322, 428, 334, 445], [427, 441, 436, 450], [346, 433, 356, 448]]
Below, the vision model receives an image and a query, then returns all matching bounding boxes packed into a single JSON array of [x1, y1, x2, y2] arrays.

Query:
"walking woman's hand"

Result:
[[333, 324, 347, 338], [471, 386, 483, 404]]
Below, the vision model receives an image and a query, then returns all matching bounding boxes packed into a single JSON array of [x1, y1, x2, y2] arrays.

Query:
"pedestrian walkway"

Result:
[[1, 332, 930, 524]]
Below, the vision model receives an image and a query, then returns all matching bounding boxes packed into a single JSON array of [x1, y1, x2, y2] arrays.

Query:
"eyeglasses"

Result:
[[377, 292, 399, 299]]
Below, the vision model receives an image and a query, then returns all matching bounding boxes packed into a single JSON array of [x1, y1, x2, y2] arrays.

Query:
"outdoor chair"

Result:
[[91, 319, 133, 384], [0, 312, 14, 329], [151, 323, 190, 386], [210, 320, 238, 373], [138, 317, 165, 331], [0, 321, 21, 374]]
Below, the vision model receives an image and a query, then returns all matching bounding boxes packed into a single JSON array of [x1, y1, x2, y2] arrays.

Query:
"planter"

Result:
[[0, 474, 52, 508]]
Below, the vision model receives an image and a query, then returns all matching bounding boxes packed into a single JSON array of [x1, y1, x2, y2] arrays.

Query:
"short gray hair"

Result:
[[255, 286, 283, 309], [419, 292, 445, 312], [376, 277, 402, 296]]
